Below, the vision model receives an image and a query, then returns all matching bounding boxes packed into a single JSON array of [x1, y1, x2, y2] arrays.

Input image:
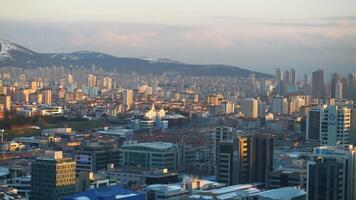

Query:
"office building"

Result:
[[307, 146, 351, 200], [312, 69, 328, 98], [31, 151, 76, 200], [306, 107, 321, 142], [306, 105, 351, 148], [241, 98, 258, 119], [217, 134, 273, 185], [266, 169, 307, 189], [75, 143, 121, 173], [121, 142, 178, 171]]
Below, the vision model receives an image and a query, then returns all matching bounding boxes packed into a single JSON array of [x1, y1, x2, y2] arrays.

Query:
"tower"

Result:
[[217, 133, 273, 185], [312, 69, 328, 98]]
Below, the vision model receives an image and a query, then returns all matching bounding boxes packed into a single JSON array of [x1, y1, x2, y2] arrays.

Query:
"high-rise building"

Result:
[[221, 101, 235, 114], [31, 151, 76, 200], [29, 93, 43, 104], [41, 88, 52, 105], [0, 94, 11, 111], [67, 74, 74, 84], [331, 73, 341, 98], [123, 89, 133, 111], [102, 77, 113, 90], [335, 80, 343, 99], [271, 96, 288, 115], [207, 94, 220, 106], [350, 147, 356, 200], [350, 108, 356, 146], [312, 69, 328, 98], [87, 74, 96, 87], [275, 68, 282, 83], [306, 108, 321, 142], [240, 98, 258, 119], [307, 105, 351, 149], [303, 74, 309, 86], [290, 68, 296, 86], [283, 70, 290, 83], [217, 134, 273, 185], [307, 146, 351, 200]]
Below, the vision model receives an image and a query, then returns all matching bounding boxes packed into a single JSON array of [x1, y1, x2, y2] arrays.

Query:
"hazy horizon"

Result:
[[1, 0, 356, 77]]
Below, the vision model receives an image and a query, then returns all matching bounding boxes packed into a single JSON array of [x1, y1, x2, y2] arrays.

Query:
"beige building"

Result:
[[241, 98, 258, 119], [0, 95, 11, 111]]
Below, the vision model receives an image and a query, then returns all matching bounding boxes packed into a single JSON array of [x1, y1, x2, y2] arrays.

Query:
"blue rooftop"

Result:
[[61, 186, 145, 200]]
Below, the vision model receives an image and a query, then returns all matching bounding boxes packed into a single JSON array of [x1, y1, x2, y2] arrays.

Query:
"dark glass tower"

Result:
[[312, 69, 328, 98], [217, 134, 273, 186]]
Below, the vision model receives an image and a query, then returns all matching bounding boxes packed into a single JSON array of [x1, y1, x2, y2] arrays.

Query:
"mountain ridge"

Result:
[[0, 39, 273, 78]]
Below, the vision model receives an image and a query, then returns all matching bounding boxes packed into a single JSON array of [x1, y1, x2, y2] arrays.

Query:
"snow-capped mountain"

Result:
[[0, 39, 273, 78], [0, 39, 36, 61]]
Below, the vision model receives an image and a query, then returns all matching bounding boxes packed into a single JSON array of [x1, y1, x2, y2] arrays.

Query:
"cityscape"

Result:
[[0, 1, 356, 200]]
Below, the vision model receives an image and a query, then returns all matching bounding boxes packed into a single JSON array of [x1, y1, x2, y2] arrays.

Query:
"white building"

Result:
[[307, 105, 351, 149]]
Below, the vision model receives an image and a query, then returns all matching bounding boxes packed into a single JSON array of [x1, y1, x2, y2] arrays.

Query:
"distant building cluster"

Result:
[[0, 65, 355, 200]]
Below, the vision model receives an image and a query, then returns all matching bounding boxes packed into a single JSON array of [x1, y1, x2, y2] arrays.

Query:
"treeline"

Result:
[[0, 112, 67, 130]]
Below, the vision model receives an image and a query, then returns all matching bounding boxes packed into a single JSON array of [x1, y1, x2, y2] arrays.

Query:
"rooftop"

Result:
[[146, 184, 184, 193], [62, 186, 144, 200], [122, 142, 177, 151], [255, 187, 306, 199]]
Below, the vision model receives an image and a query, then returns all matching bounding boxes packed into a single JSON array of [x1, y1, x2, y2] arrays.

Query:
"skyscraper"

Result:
[[331, 73, 341, 98], [303, 74, 309, 86], [312, 69, 328, 98], [283, 70, 290, 83], [290, 68, 296, 86], [217, 134, 273, 185], [31, 151, 76, 200], [275, 68, 282, 84], [307, 146, 351, 200]]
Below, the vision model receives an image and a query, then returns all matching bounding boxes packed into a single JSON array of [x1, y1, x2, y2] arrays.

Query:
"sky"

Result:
[[1, 0, 356, 77]]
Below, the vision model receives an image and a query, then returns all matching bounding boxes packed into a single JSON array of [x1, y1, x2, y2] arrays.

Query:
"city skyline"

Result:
[[0, 0, 356, 76]]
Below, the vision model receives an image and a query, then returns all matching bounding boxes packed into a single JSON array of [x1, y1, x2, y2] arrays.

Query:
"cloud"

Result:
[[182, 29, 235, 48], [101, 30, 157, 47]]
